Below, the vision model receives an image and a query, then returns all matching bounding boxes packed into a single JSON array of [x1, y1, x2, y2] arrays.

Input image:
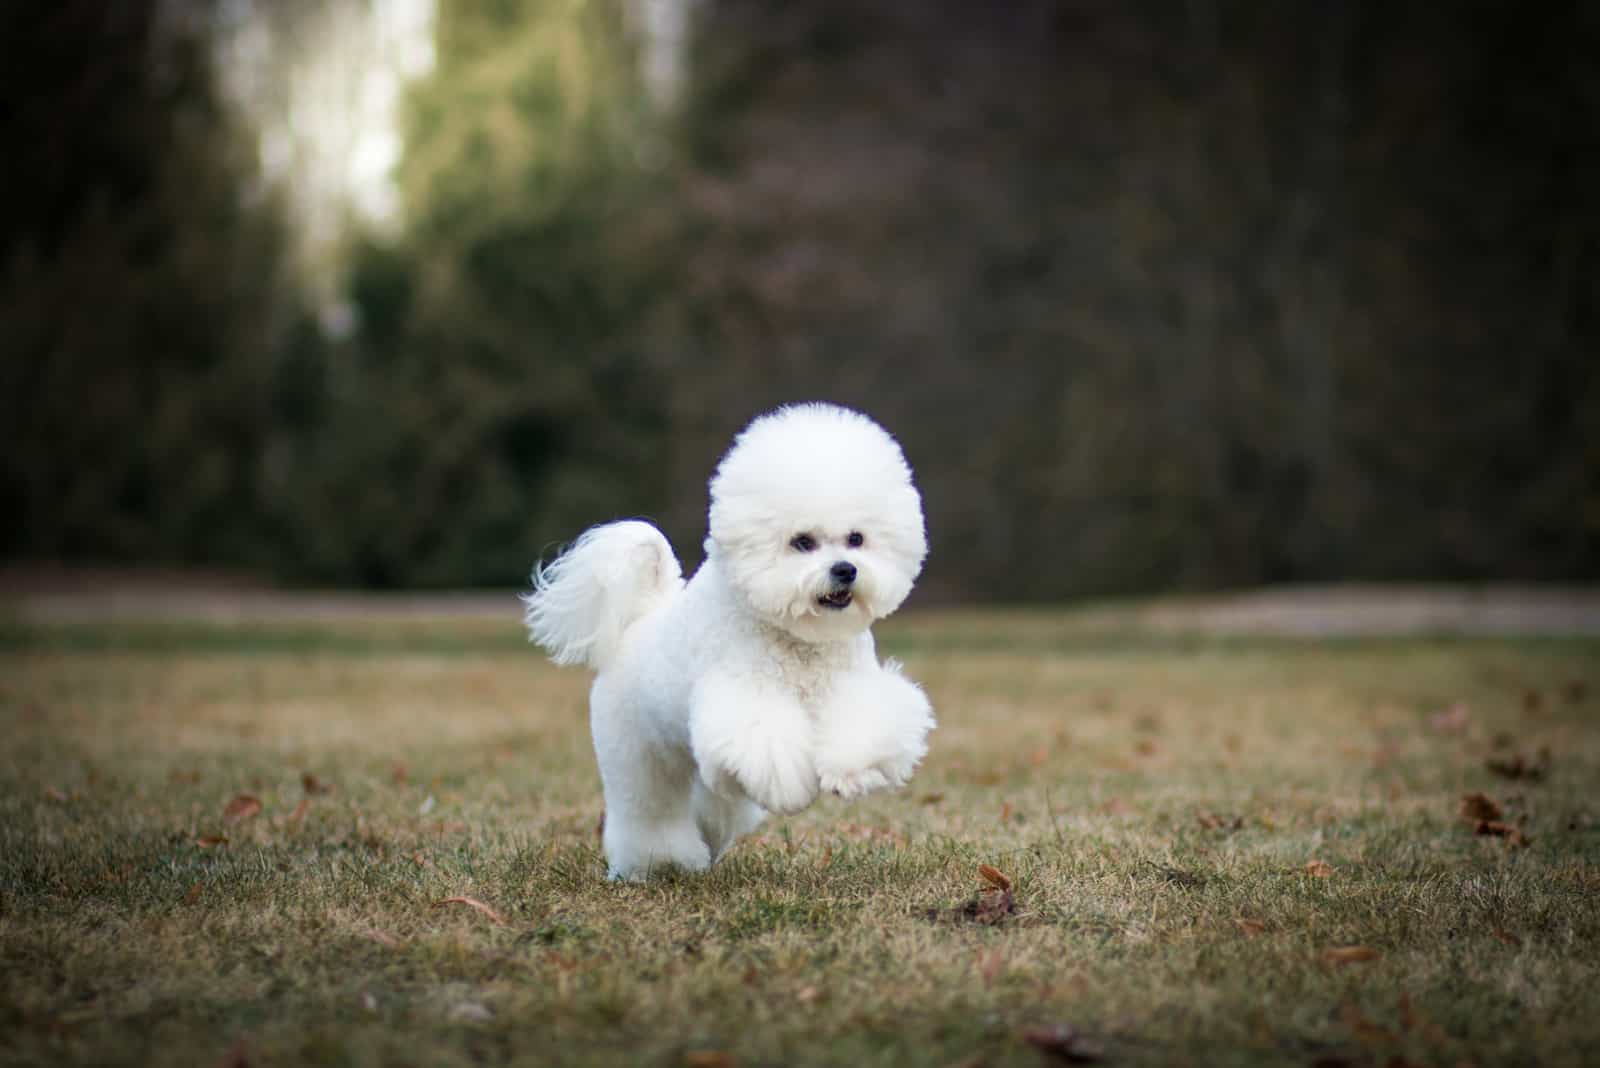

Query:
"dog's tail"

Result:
[[522, 520, 683, 671]]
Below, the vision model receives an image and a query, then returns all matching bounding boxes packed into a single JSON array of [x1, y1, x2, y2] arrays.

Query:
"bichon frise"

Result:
[[523, 403, 935, 880]]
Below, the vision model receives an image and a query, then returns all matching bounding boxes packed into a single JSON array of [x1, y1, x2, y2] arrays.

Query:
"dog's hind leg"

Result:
[[692, 777, 766, 863], [591, 685, 710, 881]]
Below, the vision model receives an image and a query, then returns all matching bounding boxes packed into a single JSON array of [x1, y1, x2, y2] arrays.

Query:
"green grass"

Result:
[[2, 615, 1598, 1066]]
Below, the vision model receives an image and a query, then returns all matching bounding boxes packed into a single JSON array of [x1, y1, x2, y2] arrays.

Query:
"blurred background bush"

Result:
[[4, 0, 1596, 600]]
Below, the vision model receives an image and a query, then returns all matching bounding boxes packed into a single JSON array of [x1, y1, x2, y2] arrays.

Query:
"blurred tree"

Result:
[[262, 0, 673, 586], [0, 2, 296, 567]]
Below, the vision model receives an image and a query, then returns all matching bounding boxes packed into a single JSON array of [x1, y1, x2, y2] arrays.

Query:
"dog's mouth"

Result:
[[817, 589, 853, 610]]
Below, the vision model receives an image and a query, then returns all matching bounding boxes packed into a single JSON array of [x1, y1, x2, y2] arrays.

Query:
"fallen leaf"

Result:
[[1305, 859, 1335, 878], [391, 763, 409, 784], [1492, 928, 1522, 947], [919, 792, 946, 805], [978, 863, 1013, 891], [927, 888, 1019, 926], [1430, 703, 1469, 732], [1340, 1002, 1395, 1045], [1021, 1023, 1103, 1063], [1197, 811, 1243, 832], [1153, 864, 1206, 889], [195, 835, 229, 848], [1001, 801, 1013, 823], [795, 984, 821, 1004], [1486, 750, 1549, 781], [43, 786, 67, 802], [1322, 945, 1381, 965], [211, 1038, 251, 1068], [1459, 793, 1503, 822], [1134, 738, 1158, 757], [682, 1052, 736, 1068], [1473, 820, 1530, 847], [1235, 918, 1267, 937], [433, 896, 507, 926], [301, 773, 332, 795], [184, 882, 203, 905], [1397, 993, 1449, 1047], [223, 795, 262, 823]]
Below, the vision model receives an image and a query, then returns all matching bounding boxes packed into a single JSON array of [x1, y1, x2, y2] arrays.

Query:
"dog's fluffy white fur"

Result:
[[523, 403, 935, 880]]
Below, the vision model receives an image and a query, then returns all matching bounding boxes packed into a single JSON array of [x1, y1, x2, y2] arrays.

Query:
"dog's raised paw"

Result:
[[820, 765, 893, 800]]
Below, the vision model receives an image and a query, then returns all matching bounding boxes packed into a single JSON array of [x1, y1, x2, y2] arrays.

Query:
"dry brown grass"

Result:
[[2, 616, 1598, 1066]]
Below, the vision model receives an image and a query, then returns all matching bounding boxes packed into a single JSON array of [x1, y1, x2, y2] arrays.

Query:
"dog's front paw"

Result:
[[691, 676, 820, 815], [819, 764, 892, 800], [736, 742, 818, 814]]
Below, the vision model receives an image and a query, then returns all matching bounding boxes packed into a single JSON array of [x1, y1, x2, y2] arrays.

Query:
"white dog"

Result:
[[523, 403, 935, 880]]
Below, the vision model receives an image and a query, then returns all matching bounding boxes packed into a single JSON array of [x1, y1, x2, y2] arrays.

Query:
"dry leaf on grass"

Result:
[[1397, 992, 1450, 1047], [1430, 702, 1469, 732], [1340, 1002, 1395, 1045], [1235, 918, 1267, 937], [979, 864, 1012, 891], [1021, 1023, 1103, 1063], [433, 896, 507, 926], [184, 881, 203, 905], [194, 835, 229, 848], [211, 1038, 252, 1068], [1492, 928, 1522, 947], [919, 792, 946, 805], [223, 795, 262, 822], [795, 984, 821, 1005], [1459, 792, 1503, 822], [363, 928, 403, 949], [1486, 750, 1549, 781], [287, 798, 311, 825], [682, 1051, 736, 1068], [1305, 859, 1335, 878], [1322, 945, 1381, 965], [1152, 863, 1206, 889], [927, 888, 1019, 926], [1473, 820, 1530, 847], [301, 773, 332, 795], [1196, 811, 1244, 832]]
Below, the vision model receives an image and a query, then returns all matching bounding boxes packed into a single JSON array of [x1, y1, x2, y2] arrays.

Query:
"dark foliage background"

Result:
[[5, 1, 1597, 599]]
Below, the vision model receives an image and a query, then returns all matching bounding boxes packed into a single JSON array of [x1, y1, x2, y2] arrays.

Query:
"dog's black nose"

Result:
[[830, 561, 857, 585]]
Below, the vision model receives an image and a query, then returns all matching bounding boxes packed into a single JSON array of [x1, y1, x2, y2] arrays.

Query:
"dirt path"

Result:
[[3, 569, 1597, 635]]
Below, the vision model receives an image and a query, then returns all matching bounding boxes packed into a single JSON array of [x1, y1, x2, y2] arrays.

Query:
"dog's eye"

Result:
[[846, 531, 865, 548], [789, 533, 818, 553]]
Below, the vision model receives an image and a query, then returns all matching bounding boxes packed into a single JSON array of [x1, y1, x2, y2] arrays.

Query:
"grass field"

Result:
[[3, 609, 1599, 1066]]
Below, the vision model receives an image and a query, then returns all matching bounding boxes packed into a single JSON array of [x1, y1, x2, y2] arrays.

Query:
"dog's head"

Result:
[[706, 404, 927, 642]]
